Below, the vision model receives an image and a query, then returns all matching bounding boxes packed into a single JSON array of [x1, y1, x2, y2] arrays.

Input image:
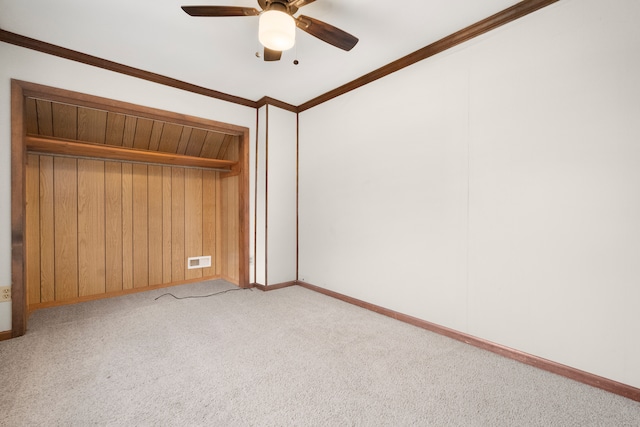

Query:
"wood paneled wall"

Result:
[[25, 154, 239, 308], [25, 98, 240, 161], [12, 81, 249, 336]]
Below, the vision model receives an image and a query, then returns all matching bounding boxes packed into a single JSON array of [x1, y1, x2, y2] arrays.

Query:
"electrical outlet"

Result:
[[0, 286, 10, 302]]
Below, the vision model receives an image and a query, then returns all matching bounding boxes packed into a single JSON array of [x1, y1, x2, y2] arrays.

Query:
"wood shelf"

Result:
[[25, 135, 236, 171]]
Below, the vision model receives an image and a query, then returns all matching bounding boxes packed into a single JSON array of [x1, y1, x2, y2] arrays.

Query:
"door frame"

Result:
[[10, 79, 250, 337]]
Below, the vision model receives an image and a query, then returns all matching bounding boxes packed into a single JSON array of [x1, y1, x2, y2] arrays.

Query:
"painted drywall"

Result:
[[266, 106, 297, 285], [0, 42, 256, 331], [254, 105, 297, 286], [255, 106, 267, 285], [299, 0, 640, 389]]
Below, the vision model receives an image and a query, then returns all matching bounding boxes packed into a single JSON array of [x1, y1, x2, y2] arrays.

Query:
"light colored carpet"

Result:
[[1, 279, 639, 426]]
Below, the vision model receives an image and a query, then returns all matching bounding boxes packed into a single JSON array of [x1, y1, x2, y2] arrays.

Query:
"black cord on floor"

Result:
[[154, 287, 252, 301]]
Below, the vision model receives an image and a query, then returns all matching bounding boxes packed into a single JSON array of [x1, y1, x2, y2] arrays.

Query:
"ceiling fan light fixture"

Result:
[[259, 10, 295, 51]]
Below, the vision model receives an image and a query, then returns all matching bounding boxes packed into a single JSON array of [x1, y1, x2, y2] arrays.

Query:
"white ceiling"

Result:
[[0, 0, 522, 106]]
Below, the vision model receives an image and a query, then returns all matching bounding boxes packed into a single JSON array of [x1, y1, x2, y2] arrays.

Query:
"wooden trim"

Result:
[[0, 30, 257, 109], [2, 0, 558, 114], [253, 109, 259, 284], [298, 0, 560, 112], [13, 80, 249, 136], [264, 105, 269, 286], [11, 80, 27, 338], [252, 281, 296, 292], [28, 276, 223, 312], [218, 275, 253, 288], [0, 330, 13, 341], [296, 281, 640, 403], [26, 135, 235, 170], [296, 113, 299, 281], [256, 96, 298, 113], [238, 128, 251, 287]]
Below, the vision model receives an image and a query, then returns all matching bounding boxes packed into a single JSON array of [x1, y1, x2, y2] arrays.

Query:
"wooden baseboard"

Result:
[[296, 280, 640, 402], [219, 275, 243, 287], [252, 281, 297, 292], [0, 330, 12, 341], [28, 275, 222, 312]]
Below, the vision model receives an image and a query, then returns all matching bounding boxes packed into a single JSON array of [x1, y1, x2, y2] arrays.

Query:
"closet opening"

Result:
[[10, 80, 250, 337]]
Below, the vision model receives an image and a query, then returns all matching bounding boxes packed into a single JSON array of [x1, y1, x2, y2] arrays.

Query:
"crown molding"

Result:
[[1, 0, 559, 113], [0, 28, 258, 109], [256, 96, 297, 113], [298, 0, 560, 112]]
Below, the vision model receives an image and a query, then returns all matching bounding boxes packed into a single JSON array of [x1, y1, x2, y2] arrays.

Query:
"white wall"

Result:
[[0, 42, 257, 331], [299, 0, 640, 389], [255, 106, 267, 285], [266, 106, 297, 285], [254, 105, 298, 286]]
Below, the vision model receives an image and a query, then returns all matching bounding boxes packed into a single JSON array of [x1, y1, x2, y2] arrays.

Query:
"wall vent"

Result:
[[187, 256, 211, 270]]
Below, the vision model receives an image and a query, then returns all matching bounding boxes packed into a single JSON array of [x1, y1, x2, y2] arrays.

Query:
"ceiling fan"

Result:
[[182, 0, 359, 61]]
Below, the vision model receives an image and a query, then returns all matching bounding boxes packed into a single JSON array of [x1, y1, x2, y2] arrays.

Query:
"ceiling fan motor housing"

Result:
[[260, 0, 298, 15]]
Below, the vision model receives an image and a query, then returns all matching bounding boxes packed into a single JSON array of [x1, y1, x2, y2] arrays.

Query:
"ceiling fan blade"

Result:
[[295, 15, 358, 51], [289, 0, 317, 8], [264, 48, 282, 62], [181, 6, 259, 17]]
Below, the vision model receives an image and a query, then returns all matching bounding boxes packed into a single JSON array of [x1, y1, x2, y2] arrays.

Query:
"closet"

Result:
[[13, 81, 249, 318]]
